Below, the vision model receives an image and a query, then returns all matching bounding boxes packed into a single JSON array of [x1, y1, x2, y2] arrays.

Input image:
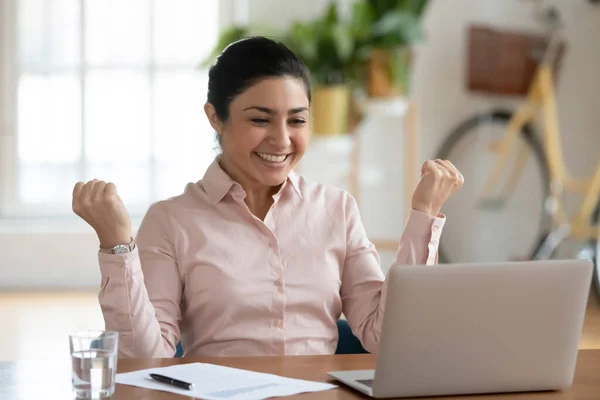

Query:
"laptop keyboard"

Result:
[[357, 379, 374, 387]]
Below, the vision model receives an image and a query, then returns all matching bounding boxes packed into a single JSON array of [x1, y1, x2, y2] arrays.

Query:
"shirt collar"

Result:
[[286, 169, 303, 199], [202, 158, 236, 204], [202, 157, 303, 204]]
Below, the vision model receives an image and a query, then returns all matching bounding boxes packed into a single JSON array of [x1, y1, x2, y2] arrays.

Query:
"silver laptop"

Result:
[[328, 259, 592, 398]]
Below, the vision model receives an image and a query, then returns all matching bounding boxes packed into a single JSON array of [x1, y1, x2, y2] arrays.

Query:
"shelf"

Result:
[[308, 134, 353, 154], [361, 97, 409, 118]]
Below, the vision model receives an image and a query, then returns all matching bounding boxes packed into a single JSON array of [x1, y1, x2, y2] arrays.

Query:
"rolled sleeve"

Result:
[[97, 202, 182, 358], [397, 209, 446, 265], [98, 248, 142, 278]]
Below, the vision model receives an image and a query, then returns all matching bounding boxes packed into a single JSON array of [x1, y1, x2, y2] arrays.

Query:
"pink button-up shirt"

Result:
[[98, 159, 445, 358]]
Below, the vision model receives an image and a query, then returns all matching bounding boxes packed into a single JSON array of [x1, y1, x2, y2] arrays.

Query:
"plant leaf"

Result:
[[332, 25, 354, 62], [371, 10, 422, 46], [350, 0, 376, 40]]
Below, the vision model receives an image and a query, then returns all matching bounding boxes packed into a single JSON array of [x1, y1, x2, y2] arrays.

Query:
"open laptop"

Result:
[[328, 259, 592, 398]]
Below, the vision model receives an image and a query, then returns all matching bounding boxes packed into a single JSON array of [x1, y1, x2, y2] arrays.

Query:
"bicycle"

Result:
[[434, 1, 600, 296]]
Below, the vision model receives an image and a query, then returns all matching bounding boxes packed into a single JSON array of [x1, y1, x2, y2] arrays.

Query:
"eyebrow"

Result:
[[242, 106, 309, 115]]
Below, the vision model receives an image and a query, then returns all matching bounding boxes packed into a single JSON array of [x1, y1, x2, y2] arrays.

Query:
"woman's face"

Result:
[[208, 76, 310, 189]]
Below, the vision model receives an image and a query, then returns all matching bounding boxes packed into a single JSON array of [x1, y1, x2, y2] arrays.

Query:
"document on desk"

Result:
[[116, 362, 337, 400]]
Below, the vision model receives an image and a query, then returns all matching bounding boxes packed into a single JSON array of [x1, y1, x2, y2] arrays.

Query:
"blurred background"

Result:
[[0, 0, 598, 361]]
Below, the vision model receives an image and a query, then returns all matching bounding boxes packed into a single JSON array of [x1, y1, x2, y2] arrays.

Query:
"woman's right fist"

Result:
[[72, 180, 132, 249]]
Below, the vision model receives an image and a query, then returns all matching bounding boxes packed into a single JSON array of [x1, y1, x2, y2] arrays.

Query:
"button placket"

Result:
[[427, 221, 443, 263], [268, 237, 285, 353]]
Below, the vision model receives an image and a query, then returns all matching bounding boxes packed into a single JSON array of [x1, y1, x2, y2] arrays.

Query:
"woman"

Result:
[[72, 37, 463, 358]]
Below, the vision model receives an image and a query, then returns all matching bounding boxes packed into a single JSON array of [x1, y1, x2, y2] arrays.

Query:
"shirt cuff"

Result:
[[404, 209, 446, 240], [98, 246, 142, 278]]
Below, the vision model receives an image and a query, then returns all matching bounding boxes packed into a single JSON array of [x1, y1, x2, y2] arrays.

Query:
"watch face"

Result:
[[112, 245, 130, 254]]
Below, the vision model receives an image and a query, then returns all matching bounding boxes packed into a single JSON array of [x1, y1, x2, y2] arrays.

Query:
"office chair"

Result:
[[173, 319, 368, 357], [334, 319, 369, 355]]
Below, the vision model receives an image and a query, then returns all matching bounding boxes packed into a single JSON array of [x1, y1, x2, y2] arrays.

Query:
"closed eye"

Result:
[[289, 118, 306, 126], [251, 118, 269, 124]]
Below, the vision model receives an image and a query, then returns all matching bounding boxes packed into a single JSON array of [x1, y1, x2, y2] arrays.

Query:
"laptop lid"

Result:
[[372, 259, 592, 398]]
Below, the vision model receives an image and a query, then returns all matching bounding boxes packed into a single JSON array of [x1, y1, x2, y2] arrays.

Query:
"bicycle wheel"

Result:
[[435, 109, 551, 263]]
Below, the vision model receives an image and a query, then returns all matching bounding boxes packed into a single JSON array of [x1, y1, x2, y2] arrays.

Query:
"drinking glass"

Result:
[[69, 330, 119, 399]]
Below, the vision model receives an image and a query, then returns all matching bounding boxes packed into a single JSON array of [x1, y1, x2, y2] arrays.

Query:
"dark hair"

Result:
[[207, 36, 311, 122]]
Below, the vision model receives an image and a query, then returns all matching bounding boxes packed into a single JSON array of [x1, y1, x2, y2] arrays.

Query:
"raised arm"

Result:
[[73, 180, 182, 358], [341, 160, 463, 354], [340, 196, 444, 354]]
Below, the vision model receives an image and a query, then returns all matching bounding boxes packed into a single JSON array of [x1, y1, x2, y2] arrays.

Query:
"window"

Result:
[[0, 0, 236, 218]]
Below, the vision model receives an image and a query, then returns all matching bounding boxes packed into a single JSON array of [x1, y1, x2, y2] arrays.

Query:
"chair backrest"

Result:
[[173, 319, 368, 357], [175, 341, 184, 358], [335, 319, 368, 355]]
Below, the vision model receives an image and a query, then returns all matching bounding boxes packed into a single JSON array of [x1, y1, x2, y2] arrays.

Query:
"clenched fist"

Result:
[[411, 159, 464, 217], [72, 180, 132, 249]]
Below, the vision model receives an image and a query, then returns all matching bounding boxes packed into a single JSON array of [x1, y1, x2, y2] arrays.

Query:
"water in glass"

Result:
[[71, 349, 116, 399]]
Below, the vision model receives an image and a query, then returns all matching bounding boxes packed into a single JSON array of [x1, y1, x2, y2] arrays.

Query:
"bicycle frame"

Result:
[[479, 62, 600, 240]]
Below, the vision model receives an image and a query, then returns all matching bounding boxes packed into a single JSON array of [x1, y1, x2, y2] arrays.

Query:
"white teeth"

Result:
[[256, 153, 287, 162]]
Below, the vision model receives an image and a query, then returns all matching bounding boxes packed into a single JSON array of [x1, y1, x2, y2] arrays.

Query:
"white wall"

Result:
[[0, 230, 100, 289], [1, 0, 598, 288], [415, 0, 600, 174], [412, 0, 600, 260]]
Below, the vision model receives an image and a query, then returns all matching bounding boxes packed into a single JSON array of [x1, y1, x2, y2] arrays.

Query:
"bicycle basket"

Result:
[[467, 24, 566, 97]]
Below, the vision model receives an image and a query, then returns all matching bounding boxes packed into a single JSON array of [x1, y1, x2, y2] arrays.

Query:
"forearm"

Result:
[[98, 249, 175, 358], [396, 209, 445, 265]]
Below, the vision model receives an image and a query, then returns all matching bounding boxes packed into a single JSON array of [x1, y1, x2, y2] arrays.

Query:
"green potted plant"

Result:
[[281, 3, 356, 136], [202, 3, 358, 136], [350, 0, 429, 98]]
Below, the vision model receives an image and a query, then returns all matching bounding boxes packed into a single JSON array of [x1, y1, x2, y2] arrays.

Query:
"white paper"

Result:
[[116, 362, 337, 400]]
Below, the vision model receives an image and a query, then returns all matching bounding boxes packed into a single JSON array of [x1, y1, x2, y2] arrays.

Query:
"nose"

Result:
[[267, 122, 292, 150]]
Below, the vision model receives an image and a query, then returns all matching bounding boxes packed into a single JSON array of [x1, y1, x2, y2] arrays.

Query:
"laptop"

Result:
[[328, 259, 592, 398]]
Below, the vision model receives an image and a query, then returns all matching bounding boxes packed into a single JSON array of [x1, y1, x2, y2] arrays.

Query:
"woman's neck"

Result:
[[244, 189, 276, 221], [218, 156, 279, 221]]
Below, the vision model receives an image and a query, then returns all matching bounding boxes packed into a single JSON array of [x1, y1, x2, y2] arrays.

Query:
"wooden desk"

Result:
[[1, 350, 599, 399]]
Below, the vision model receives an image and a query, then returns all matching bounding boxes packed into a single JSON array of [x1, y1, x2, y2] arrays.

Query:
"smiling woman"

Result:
[[71, 36, 463, 359], [202, 37, 313, 219]]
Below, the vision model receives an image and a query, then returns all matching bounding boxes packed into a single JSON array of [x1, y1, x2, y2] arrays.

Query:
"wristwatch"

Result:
[[101, 238, 136, 255]]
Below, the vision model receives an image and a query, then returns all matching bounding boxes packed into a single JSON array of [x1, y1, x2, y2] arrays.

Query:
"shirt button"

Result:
[[274, 279, 282, 287], [430, 240, 438, 246], [274, 320, 282, 328], [432, 225, 439, 232]]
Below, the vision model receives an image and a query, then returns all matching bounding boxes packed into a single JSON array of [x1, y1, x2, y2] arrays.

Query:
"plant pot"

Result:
[[366, 47, 413, 98], [311, 85, 351, 136]]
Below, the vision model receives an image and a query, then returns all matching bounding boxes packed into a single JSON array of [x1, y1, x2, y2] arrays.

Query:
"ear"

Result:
[[204, 103, 223, 135]]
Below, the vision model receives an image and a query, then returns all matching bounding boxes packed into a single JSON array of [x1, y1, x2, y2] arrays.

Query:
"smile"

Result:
[[255, 152, 290, 163]]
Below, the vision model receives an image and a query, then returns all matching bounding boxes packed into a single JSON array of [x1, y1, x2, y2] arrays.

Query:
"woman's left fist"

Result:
[[411, 159, 464, 217]]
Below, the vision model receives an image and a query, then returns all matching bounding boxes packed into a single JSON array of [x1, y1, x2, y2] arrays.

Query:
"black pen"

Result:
[[149, 373, 195, 390]]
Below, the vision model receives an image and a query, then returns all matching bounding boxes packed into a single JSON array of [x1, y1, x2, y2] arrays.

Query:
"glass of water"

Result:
[[70, 330, 119, 399]]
